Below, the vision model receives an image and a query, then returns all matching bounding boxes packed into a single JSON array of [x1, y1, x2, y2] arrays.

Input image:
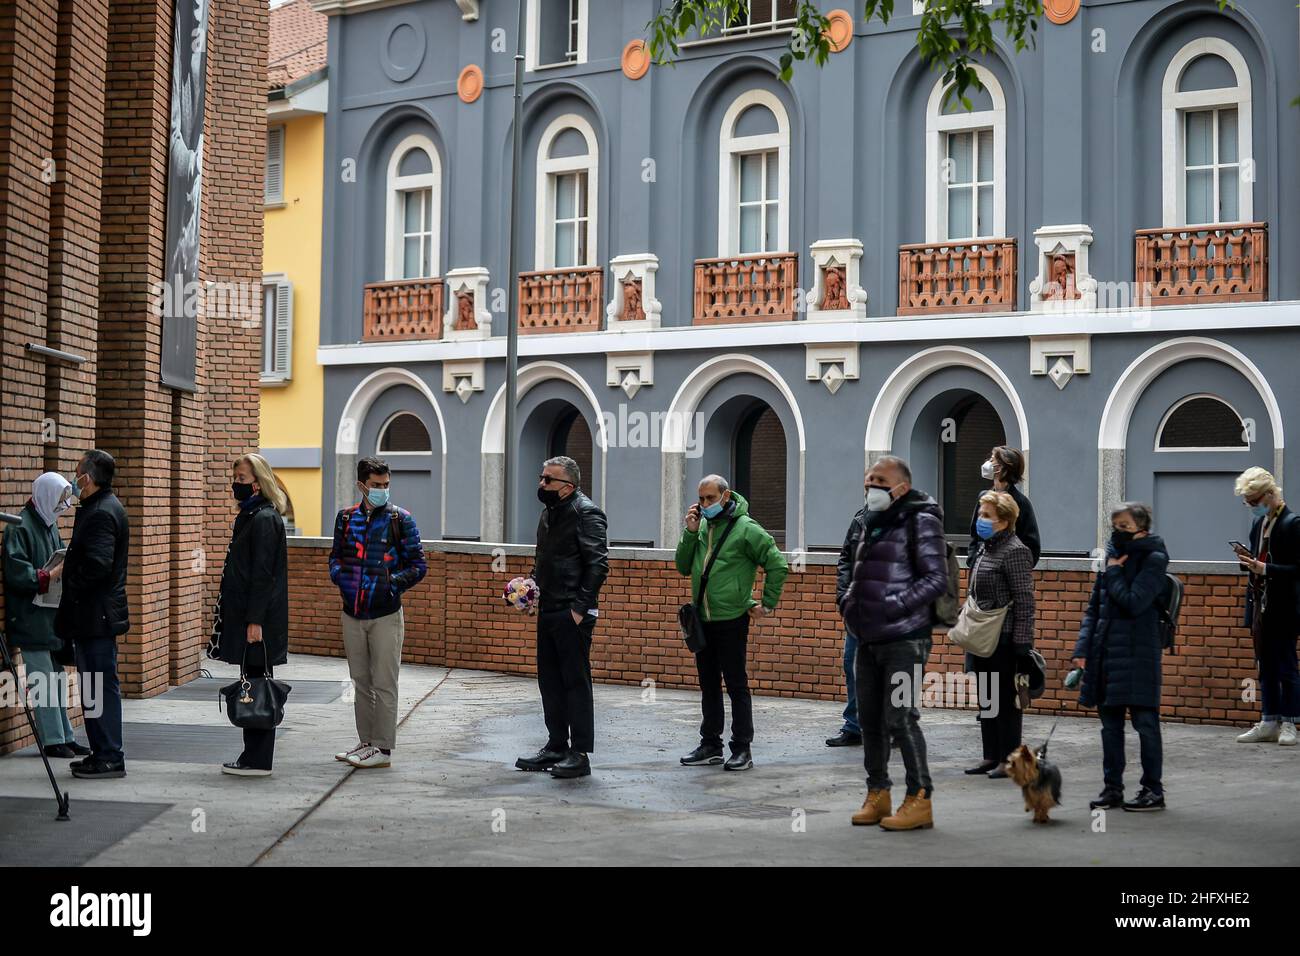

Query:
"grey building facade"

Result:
[[309, 0, 1299, 561]]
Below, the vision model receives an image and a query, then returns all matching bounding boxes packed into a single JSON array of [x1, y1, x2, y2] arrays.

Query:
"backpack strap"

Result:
[[696, 516, 740, 606]]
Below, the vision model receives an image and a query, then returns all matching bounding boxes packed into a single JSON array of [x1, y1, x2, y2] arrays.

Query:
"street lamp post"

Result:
[[502, 0, 527, 544]]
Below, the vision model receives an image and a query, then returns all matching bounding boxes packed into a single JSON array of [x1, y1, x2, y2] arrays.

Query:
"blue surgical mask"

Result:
[[1251, 503, 1270, 518], [701, 501, 724, 520], [975, 517, 996, 540], [366, 488, 390, 508], [67, 474, 83, 499]]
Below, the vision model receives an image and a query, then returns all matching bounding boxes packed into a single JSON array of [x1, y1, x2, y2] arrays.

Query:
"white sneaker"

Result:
[[1279, 722, 1298, 747], [346, 745, 391, 769], [1236, 720, 1280, 743], [335, 741, 369, 762]]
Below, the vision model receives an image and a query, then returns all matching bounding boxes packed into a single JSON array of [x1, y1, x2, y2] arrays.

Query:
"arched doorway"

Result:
[[733, 402, 787, 548], [550, 407, 593, 500], [357, 388, 440, 537], [937, 395, 1006, 535]]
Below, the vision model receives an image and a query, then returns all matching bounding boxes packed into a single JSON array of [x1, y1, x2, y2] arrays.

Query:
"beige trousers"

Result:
[[341, 608, 404, 750]]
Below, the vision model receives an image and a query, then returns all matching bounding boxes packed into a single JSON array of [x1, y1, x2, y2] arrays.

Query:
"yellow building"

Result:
[[260, 0, 327, 534]]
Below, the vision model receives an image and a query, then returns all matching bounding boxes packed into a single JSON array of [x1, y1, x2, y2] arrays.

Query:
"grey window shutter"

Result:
[[273, 280, 293, 378], [265, 127, 285, 204]]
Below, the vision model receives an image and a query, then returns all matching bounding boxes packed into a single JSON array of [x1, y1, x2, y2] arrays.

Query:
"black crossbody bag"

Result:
[[677, 517, 738, 654]]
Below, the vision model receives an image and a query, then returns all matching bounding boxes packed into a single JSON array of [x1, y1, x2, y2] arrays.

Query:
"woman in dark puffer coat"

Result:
[[1072, 502, 1170, 813]]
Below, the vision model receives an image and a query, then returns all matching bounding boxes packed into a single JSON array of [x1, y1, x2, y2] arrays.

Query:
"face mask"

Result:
[[67, 474, 83, 499], [981, 460, 995, 481], [1251, 503, 1270, 518], [366, 488, 390, 508], [701, 501, 725, 520], [975, 517, 996, 540], [1111, 529, 1135, 551], [232, 481, 255, 502], [537, 486, 561, 507], [54, 495, 73, 517], [865, 487, 892, 513]]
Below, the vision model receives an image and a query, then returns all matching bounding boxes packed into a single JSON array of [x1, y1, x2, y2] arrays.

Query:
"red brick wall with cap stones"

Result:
[[283, 541, 1262, 728], [0, 0, 266, 755]]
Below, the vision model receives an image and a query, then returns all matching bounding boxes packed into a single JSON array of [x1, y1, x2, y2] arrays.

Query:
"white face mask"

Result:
[[865, 487, 892, 512], [980, 460, 995, 481]]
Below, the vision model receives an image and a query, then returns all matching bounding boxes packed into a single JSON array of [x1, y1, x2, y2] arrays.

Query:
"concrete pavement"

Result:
[[1, 653, 1296, 866]]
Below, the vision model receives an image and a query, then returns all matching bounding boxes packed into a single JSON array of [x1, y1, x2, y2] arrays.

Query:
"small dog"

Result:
[[1006, 743, 1062, 824]]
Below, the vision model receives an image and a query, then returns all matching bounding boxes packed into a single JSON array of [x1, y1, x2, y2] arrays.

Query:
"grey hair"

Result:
[[873, 455, 912, 484], [543, 456, 580, 486], [1111, 501, 1153, 532], [699, 474, 730, 494]]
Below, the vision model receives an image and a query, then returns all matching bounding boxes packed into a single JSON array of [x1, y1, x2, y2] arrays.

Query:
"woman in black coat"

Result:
[[213, 453, 289, 776], [968, 446, 1041, 567], [1071, 502, 1169, 813]]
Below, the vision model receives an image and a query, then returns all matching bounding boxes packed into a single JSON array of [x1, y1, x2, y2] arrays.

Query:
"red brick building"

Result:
[[0, 0, 266, 753]]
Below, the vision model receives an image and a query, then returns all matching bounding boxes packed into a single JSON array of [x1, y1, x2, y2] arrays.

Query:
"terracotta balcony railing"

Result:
[[693, 253, 799, 324], [363, 277, 444, 341], [517, 266, 603, 333], [897, 238, 1017, 315], [1135, 222, 1267, 306]]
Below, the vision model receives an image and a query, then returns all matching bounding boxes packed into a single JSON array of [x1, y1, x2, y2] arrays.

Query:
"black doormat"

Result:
[[9, 722, 287, 765], [161, 677, 343, 704], [0, 796, 171, 866]]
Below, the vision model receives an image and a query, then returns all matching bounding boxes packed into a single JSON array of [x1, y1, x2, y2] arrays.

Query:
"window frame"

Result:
[[1154, 392, 1250, 453], [718, 89, 790, 256], [260, 273, 293, 385], [925, 65, 1005, 243], [525, 0, 588, 71], [376, 410, 435, 456], [265, 125, 286, 207], [384, 134, 442, 282], [534, 114, 599, 270], [1161, 37, 1253, 228]]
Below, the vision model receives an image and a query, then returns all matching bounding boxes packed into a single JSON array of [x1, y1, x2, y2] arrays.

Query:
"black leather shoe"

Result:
[[680, 745, 724, 766], [42, 744, 78, 759], [1089, 789, 1124, 810], [1122, 789, 1165, 812], [825, 731, 862, 747], [549, 752, 591, 779], [67, 741, 92, 757], [515, 747, 567, 772], [965, 760, 999, 775], [71, 758, 126, 779], [724, 748, 753, 771]]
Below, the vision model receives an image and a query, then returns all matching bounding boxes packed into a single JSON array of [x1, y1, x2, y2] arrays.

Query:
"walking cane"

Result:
[[0, 511, 71, 821]]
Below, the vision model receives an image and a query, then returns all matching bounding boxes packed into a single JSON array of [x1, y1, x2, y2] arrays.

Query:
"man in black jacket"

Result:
[[826, 478, 866, 747], [55, 449, 130, 779], [515, 456, 609, 779]]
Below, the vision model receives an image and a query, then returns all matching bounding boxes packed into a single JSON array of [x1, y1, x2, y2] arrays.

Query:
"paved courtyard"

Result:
[[1, 654, 1296, 867]]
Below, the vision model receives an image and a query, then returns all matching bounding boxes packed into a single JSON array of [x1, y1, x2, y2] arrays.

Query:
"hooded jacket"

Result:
[[2, 501, 64, 651], [674, 491, 788, 623], [839, 490, 948, 644]]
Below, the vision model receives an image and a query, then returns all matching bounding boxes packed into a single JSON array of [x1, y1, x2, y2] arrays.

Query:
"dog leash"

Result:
[[1036, 720, 1060, 761]]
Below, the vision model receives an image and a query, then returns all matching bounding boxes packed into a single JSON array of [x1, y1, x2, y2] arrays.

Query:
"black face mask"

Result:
[[232, 481, 255, 502], [537, 486, 562, 507], [1110, 529, 1135, 552]]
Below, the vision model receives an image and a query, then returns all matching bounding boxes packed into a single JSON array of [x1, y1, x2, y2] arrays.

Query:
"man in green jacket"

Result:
[[2, 472, 89, 758], [674, 475, 788, 771]]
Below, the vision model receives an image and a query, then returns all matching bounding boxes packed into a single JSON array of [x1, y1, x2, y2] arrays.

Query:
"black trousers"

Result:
[[536, 608, 596, 753], [694, 614, 753, 751], [75, 636, 124, 764], [975, 641, 1022, 763], [237, 662, 277, 771]]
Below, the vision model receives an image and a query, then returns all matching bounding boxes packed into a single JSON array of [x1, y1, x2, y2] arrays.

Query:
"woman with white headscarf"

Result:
[[2, 472, 89, 758]]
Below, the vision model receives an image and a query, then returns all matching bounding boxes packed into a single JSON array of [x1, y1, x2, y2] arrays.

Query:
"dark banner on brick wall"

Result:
[[160, 0, 210, 392]]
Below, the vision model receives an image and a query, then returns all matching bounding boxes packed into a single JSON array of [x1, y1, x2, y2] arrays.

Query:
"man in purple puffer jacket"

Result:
[[840, 455, 948, 831]]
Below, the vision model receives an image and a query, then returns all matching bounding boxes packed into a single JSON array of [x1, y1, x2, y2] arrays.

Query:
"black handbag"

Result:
[[219, 643, 291, 730], [678, 516, 739, 653]]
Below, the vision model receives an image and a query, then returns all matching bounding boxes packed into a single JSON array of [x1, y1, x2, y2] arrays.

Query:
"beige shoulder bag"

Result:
[[946, 553, 1010, 658]]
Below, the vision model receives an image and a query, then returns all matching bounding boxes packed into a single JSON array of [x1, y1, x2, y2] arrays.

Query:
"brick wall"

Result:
[[285, 541, 1261, 727], [0, 0, 265, 755]]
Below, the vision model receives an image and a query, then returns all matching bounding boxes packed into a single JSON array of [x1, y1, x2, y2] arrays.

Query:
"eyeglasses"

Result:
[[538, 475, 574, 486]]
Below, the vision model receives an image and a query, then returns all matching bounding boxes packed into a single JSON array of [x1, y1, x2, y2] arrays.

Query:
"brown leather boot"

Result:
[[880, 788, 933, 830], [850, 789, 891, 826]]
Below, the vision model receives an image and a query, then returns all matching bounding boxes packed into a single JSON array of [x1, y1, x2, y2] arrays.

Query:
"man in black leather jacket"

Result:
[[515, 456, 609, 779]]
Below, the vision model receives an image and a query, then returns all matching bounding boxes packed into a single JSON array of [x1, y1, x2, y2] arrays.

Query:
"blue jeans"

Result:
[[21, 648, 76, 746], [76, 637, 124, 764], [841, 630, 860, 735], [1099, 704, 1162, 796]]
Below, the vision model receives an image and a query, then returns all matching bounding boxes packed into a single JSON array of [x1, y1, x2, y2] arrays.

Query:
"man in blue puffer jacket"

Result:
[[840, 455, 948, 831], [329, 456, 427, 769]]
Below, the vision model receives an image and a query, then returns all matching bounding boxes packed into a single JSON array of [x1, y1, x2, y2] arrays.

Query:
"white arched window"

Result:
[[1161, 38, 1253, 227], [1155, 393, 1249, 452], [718, 90, 790, 255], [925, 66, 1006, 242], [378, 411, 433, 454], [535, 114, 598, 269], [385, 134, 441, 280]]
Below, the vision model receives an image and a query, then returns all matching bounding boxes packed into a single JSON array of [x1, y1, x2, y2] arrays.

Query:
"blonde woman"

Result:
[[213, 453, 289, 776], [1232, 468, 1299, 746]]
